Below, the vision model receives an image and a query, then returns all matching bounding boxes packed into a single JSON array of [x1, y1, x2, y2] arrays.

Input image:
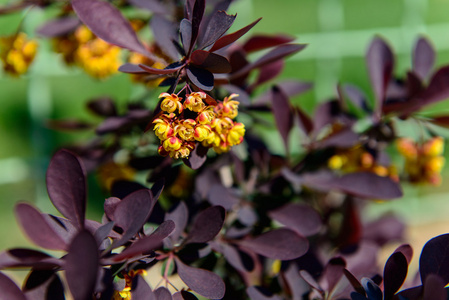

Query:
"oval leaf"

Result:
[[46, 149, 86, 228], [184, 206, 225, 245], [419, 233, 449, 284], [383, 252, 408, 300], [131, 275, 156, 300], [190, 50, 231, 73], [186, 65, 214, 91], [239, 228, 309, 260], [72, 0, 149, 56], [36, 17, 80, 37], [15, 203, 68, 251], [65, 230, 99, 300], [413, 37, 435, 81], [269, 203, 322, 237], [154, 287, 173, 300], [175, 257, 225, 299], [0, 272, 27, 300], [271, 86, 293, 152]]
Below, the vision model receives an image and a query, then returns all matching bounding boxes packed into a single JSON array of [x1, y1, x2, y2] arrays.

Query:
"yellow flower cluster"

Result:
[[153, 92, 245, 159], [0, 33, 38, 76], [53, 25, 121, 79], [128, 49, 166, 87], [396, 137, 445, 185], [328, 145, 398, 181], [112, 269, 147, 300]]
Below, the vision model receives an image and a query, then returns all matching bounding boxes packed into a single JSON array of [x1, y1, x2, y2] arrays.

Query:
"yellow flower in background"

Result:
[[0, 32, 38, 76], [396, 136, 445, 186], [97, 161, 136, 191]]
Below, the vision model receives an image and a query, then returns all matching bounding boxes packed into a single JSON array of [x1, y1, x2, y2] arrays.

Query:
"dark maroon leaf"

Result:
[[237, 205, 258, 227], [197, 11, 236, 50], [111, 189, 155, 248], [65, 230, 99, 300], [342, 84, 371, 112], [150, 15, 180, 61], [72, 0, 150, 56], [271, 85, 293, 152], [104, 197, 121, 221], [333, 172, 402, 200], [295, 106, 314, 135], [87, 97, 117, 117], [239, 228, 308, 260], [94, 221, 115, 245], [23, 271, 65, 300], [151, 179, 165, 202], [180, 19, 193, 54], [361, 278, 382, 300], [36, 16, 80, 37], [129, 0, 170, 15], [363, 215, 405, 246], [324, 257, 346, 295], [208, 184, 239, 210], [46, 119, 92, 131], [383, 252, 408, 300], [154, 287, 173, 300], [173, 291, 198, 300], [212, 242, 253, 272], [46, 149, 86, 228], [186, 65, 214, 91], [131, 275, 156, 300], [246, 286, 283, 300], [184, 206, 225, 245], [175, 257, 225, 299], [420, 233, 449, 284], [0, 272, 27, 300], [15, 203, 68, 251], [139, 63, 184, 75], [397, 286, 423, 299], [315, 128, 359, 149], [413, 37, 435, 81], [183, 143, 208, 169], [366, 37, 394, 119], [0, 249, 60, 269], [343, 269, 365, 296], [189, 0, 205, 55], [253, 80, 313, 105], [430, 115, 449, 128], [421, 66, 449, 106], [299, 270, 323, 293], [395, 244, 413, 265], [243, 35, 295, 53], [190, 50, 231, 73], [119, 63, 150, 74], [283, 264, 310, 300], [165, 201, 188, 244], [112, 220, 175, 262], [423, 274, 446, 300], [232, 44, 307, 79], [210, 18, 262, 52], [252, 60, 284, 88], [269, 203, 321, 237]]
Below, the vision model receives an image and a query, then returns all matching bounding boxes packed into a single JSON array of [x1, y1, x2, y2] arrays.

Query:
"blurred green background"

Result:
[[1, 0, 449, 277]]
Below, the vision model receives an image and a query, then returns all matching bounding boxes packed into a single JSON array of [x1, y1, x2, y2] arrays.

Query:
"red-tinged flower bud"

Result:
[[194, 124, 211, 142], [158, 145, 169, 156], [175, 119, 196, 141], [227, 122, 245, 146], [153, 116, 175, 140], [163, 136, 182, 151], [197, 107, 216, 125]]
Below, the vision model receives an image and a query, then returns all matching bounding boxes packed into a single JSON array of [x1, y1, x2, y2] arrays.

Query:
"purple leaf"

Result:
[[173, 291, 198, 300], [23, 270, 64, 300], [139, 63, 184, 75], [315, 127, 359, 149], [150, 15, 180, 61], [112, 220, 175, 262], [253, 80, 312, 105], [421, 65, 449, 106], [65, 230, 99, 300], [243, 35, 295, 53], [197, 11, 236, 50], [183, 143, 208, 169], [246, 286, 283, 300], [165, 202, 188, 244], [423, 274, 446, 300], [119, 63, 151, 74], [295, 106, 314, 135], [104, 197, 121, 221], [342, 84, 371, 112], [271, 86, 293, 152], [208, 184, 239, 210], [413, 37, 435, 81], [366, 37, 394, 119], [87, 97, 117, 117], [395, 244, 413, 265], [71, 0, 150, 56], [186, 65, 214, 91], [189, 0, 205, 55], [383, 252, 408, 300], [46, 149, 86, 228], [430, 115, 449, 128], [94, 221, 115, 246], [232, 44, 307, 79], [0, 272, 27, 300], [269, 203, 322, 237], [0, 249, 60, 269], [239, 228, 309, 260], [210, 18, 262, 52], [363, 215, 405, 246], [190, 50, 231, 73], [419, 233, 449, 284], [131, 275, 156, 300], [111, 189, 155, 248], [237, 206, 258, 227], [252, 60, 284, 89], [212, 242, 253, 272], [180, 19, 193, 55], [36, 17, 80, 37], [299, 270, 323, 293], [333, 172, 402, 200], [15, 203, 68, 251], [154, 287, 173, 300], [46, 119, 92, 131], [175, 257, 225, 299], [323, 257, 346, 294], [184, 206, 225, 245], [343, 269, 365, 296]]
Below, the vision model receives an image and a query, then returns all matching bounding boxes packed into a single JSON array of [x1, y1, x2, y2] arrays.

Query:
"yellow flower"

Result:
[[194, 124, 212, 142], [196, 106, 216, 125], [169, 142, 195, 159], [76, 38, 121, 79], [0, 32, 38, 76], [175, 119, 196, 141], [422, 136, 444, 156], [227, 122, 245, 146], [163, 136, 182, 151], [396, 138, 418, 160], [184, 92, 206, 112], [97, 161, 136, 191], [220, 93, 240, 119], [153, 114, 175, 140], [328, 155, 346, 170], [159, 93, 183, 114]]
